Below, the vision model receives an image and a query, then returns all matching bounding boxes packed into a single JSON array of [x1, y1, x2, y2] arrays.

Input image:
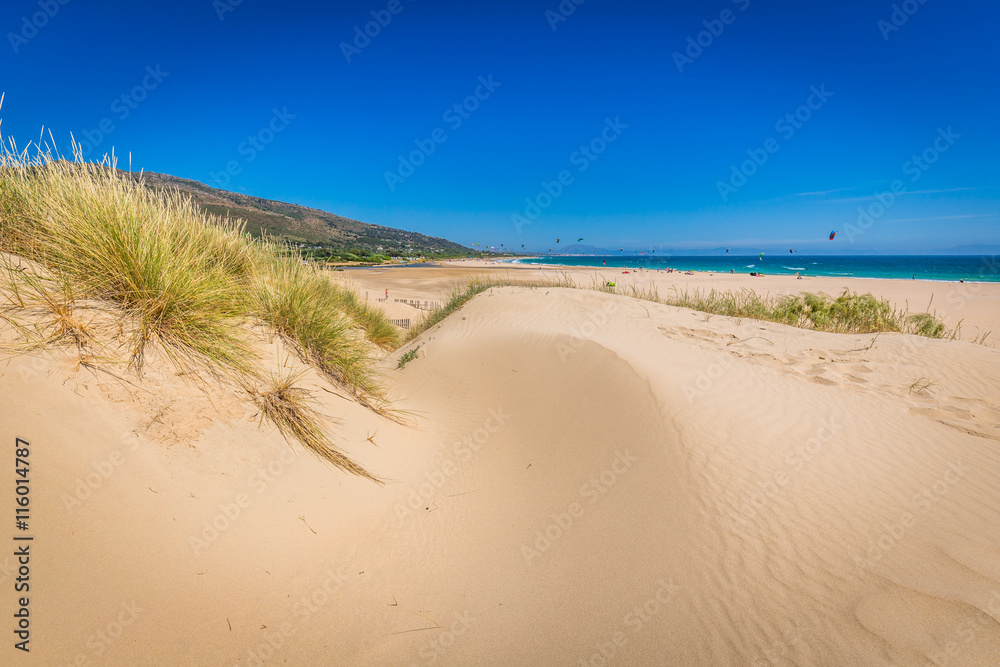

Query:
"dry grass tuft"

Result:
[[251, 372, 382, 484]]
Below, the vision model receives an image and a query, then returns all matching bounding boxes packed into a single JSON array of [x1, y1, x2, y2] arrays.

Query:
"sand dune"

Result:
[[3, 282, 999, 665]]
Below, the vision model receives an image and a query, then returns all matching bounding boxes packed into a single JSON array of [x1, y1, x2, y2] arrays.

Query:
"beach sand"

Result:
[[2, 268, 999, 665], [351, 261, 1000, 339]]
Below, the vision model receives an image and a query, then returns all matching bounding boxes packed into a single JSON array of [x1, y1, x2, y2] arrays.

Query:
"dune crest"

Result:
[[3, 285, 999, 664]]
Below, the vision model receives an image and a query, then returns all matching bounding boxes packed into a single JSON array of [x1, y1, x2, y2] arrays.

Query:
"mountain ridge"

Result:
[[122, 170, 468, 257]]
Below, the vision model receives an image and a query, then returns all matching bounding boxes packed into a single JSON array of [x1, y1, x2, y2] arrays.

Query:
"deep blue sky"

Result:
[[2, 0, 997, 253]]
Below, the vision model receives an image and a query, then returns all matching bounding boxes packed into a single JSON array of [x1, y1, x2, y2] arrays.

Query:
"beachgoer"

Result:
[[730, 269, 734, 274], [385, 288, 389, 299]]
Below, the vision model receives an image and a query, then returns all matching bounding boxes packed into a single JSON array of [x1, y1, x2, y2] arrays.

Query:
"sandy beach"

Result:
[[349, 261, 1000, 341], [3, 266, 998, 665], [4, 0, 997, 661]]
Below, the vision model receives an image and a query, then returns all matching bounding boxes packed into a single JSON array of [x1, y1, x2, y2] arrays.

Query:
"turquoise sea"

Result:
[[511, 255, 1000, 283]]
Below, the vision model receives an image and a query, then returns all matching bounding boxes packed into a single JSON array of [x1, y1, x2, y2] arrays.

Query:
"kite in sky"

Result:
[[759, 252, 765, 261], [577, 237, 583, 242], [829, 230, 837, 240]]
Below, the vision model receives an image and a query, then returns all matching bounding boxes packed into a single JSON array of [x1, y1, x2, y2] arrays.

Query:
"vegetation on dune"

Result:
[[658, 287, 947, 337], [409, 274, 948, 341], [252, 252, 394, 408], [610, 281, 948, 337], [0, 141, 395, 481], [396, 344, 421, 369], [251, 371, 382, 484], [404, 274, 574, 342]]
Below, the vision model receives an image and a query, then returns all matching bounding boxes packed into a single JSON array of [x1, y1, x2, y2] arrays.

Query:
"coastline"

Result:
[[347, 263, 1000, 340]]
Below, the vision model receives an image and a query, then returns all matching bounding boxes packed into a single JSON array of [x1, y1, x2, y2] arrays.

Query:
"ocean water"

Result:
[[511, 255, 1000, 283]]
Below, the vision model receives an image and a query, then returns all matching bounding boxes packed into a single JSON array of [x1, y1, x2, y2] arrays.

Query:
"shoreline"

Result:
[[495, 258, 1000, 284], [343, 262, 1000, 341]]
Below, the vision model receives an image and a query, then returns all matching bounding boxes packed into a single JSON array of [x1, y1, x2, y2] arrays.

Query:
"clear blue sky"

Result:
[[2, 0, 997, 253]]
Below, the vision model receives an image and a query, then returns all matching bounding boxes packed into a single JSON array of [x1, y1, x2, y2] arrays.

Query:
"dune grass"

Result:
[[411, 273, 948, 341], [0, 159, 260, 375], [637, 283, 948, 337], [0, 141, 394, 481], [404, 273, 574, 341], [251, 252, 389, 407], [405, 279, 492, 341], [584, 277, 946, 337], [252, 371, 382, 484], [659, 287, 946, 337]]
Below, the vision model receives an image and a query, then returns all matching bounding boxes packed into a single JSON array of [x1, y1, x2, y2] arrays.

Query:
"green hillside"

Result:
[[123, 170, 468, 260]]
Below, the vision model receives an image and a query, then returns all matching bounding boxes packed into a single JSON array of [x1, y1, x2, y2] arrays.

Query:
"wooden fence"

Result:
[[393, 298, 442, 310]]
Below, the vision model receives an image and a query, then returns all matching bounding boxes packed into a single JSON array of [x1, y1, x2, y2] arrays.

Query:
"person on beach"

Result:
[[385, 288, 389, 299]]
